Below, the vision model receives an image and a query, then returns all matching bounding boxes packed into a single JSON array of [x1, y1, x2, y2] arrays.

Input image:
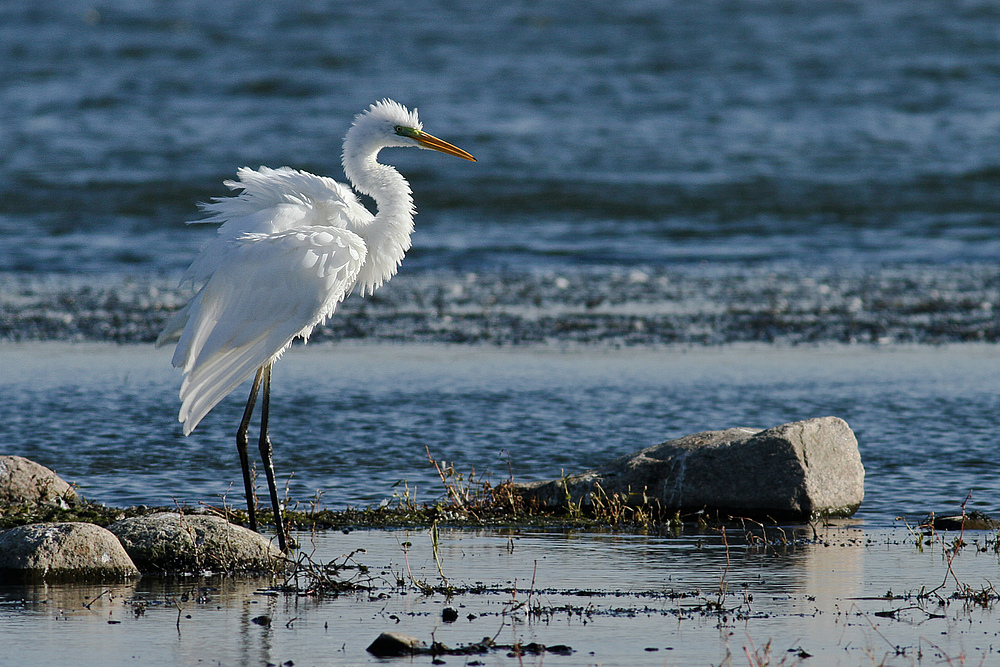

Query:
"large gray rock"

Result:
[[108, 512, 283, 574], [0, 522, 139, 581], [0, 455, 77, 509], [515, 417, 864, 520]]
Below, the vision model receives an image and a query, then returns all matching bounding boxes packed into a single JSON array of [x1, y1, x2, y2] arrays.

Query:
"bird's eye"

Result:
[[394, 125, 404, 134]]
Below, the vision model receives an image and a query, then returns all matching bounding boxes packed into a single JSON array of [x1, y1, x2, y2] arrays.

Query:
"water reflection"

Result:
[[0, 580, 139, 616], [2, 525, 996, 666]]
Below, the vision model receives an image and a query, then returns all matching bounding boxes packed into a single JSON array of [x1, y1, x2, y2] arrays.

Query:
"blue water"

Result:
[[3, 343, 999, 525], [4, 0, 1000, 273], [3, 1, 1000, 524]]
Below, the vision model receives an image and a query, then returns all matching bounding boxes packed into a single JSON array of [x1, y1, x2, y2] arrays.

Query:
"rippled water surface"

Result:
[[4, 0, 1000, 523], [5, 0, 1000, 272], [3, 342, 999, 524]]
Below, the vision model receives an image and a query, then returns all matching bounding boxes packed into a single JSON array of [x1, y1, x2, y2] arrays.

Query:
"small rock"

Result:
[[0, 455, 77, 509], [931, 512, 997, 531], [108, 512, 282, 574], [442, 606, 458, 622], [0, 522, 139, 582], [514, 417, 864, 520], [367, 631, 426, 657]]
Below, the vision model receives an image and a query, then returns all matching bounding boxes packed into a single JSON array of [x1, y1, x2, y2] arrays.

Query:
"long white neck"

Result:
[[342, 126, 416, 296]]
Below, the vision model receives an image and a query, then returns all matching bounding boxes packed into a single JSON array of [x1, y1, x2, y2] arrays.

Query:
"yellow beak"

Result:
[[413, 130, 477, 162]]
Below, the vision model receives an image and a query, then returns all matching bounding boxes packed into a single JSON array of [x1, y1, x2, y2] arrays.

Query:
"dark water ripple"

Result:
[[4, 0, 1000, 272]]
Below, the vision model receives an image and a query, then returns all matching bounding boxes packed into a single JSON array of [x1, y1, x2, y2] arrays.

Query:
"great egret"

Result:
[[157, 99, 476, 551]]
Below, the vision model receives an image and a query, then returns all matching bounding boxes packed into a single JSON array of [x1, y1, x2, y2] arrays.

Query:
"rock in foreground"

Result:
[[515, 417, 864, 521], [367, 632, 427, 657], [0, 455, 77, 509], [108, 512, 283, 574], [0, 522, 139, 582]]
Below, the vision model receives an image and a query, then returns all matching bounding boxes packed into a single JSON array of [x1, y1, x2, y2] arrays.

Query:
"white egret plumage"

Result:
[[157, 99, 476, 550]]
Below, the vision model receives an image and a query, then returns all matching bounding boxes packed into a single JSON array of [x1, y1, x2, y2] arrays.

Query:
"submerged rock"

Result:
[[108, 512, 283, 574], [0, 455, 77, 509], [367, 632, 427, 657], [515, 417, 864, 521], [0, 522, 139, 581], [930, 512, 997, 531]]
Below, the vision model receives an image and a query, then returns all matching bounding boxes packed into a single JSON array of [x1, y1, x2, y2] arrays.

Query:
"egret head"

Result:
[[353, 99, 476, 161]]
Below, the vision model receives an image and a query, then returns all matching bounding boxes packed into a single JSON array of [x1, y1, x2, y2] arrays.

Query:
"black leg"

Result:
[[237, 367, 264, 533], [257, 363, 288, 552]]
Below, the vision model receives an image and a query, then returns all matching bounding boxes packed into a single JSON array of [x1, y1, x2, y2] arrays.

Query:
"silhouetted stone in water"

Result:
[[108, 512, 282, 574], [0, 455, 77, 509], [367, 631, 427, 657], [514, 417, 864, 521], [0, 522, 139, 582], [930, 512, 997, 531]]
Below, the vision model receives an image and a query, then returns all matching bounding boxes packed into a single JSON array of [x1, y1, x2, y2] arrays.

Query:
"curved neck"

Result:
[[342, 127, 416, 295]]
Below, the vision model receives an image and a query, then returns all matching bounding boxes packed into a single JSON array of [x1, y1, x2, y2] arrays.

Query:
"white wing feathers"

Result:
[[160, 167, 369, 434], [173, 228, 366, 434], [180, 167, 371, 286], [205, 166, 368, 232]]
